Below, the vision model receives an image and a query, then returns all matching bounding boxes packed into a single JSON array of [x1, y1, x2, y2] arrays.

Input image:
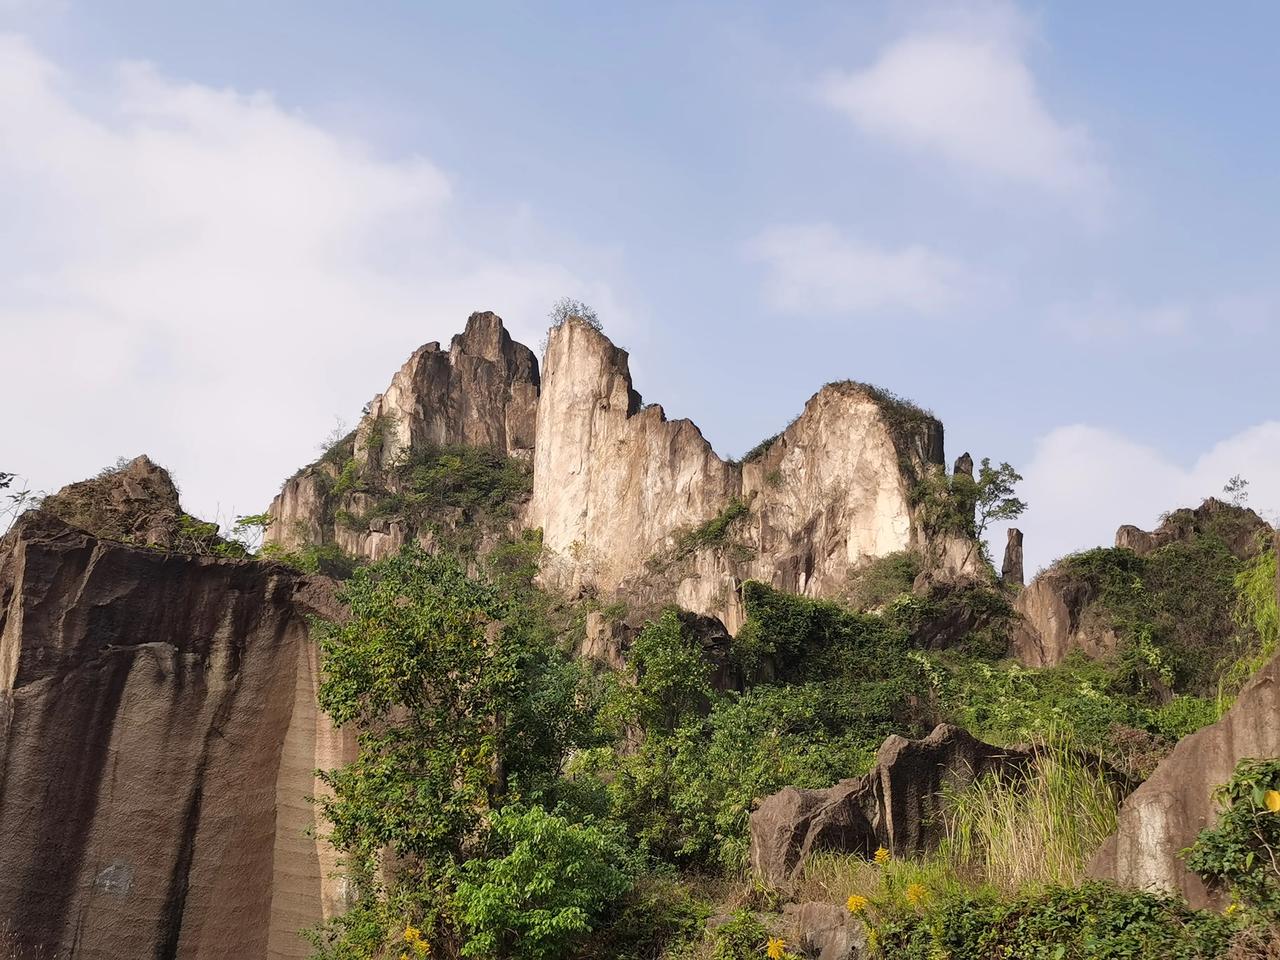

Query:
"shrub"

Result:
[[1185, 757, 1280, 918], [574, 874, 710, 960], [548, 298, 602, 334], [849, 552, 921, 612], [875, 882, 1235, 959], [454, 805, 636, 960]]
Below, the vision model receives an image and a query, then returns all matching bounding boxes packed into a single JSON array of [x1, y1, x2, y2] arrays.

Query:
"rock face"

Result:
[[749, 725, 1029, 887], [1011, 564, 1119, 667], [40, 454, 185, 548], [1001, 527, 1024, 587], [784, 901, 869, 960], [1115, 498, 1271, 561], [0, 501, 353, 957], [1089, 529, 1280, 907], [266, 311, 539, 556], [266, 313, 975, 627], [529, 319, 960, 624]]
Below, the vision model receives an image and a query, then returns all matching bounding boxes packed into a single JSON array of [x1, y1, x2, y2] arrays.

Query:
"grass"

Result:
[[792, 730, 1121, 918]]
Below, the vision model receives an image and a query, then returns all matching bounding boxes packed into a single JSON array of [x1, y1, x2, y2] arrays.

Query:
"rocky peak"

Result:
[[1115, 497, 1270, 560], [40, 454, 184, 548]]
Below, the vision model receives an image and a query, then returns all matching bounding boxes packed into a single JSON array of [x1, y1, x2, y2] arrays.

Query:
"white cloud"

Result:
[[1047, 293, 1277, 342], [818, 15, 1106, 206], [0, 33, 624, 525], [987, 423, 1280, 577], [746, 223, 979, 315]]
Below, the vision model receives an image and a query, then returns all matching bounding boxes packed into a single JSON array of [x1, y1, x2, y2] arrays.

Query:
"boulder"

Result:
[[0, 505, 354, 959], [784, 901, 869, 960], [749, 725, 1030, 887], [1089, 529, 1280, 908], [1001, 527, 1024, 587]]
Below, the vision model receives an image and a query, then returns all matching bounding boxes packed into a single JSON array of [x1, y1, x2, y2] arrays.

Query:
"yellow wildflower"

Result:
[[873, 846, 891, 866], [846, 893, 870, 914], [766, 936, 787, 959], [1225, 902, 1241, 916], [403, 926, 421, 944], [1265, 789, 1280, 813], [905, 883, 928, 906]]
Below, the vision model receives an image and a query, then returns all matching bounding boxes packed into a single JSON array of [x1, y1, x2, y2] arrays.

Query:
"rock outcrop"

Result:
[[530, 319, 964, 625], [40, 454, 186, 548], [749, 725, 1029, 887], [266, 311, 539, 558], [1001, 527, 1024, 587], [0, 472, 353, 958], [1115, 498, 1271, 561], [1089, 529, 1280, 907], [1011, 564, 1120, 668]]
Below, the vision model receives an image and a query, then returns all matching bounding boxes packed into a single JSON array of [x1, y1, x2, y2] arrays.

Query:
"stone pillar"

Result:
[[1001, 528, 1024, 587]]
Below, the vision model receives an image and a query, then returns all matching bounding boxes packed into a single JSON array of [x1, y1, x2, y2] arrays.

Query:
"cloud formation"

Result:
[[819, 16, 1105, 205], [746, 223, 979, 315], [0, 33, 620, 525], [987, 422, 1280, 576]]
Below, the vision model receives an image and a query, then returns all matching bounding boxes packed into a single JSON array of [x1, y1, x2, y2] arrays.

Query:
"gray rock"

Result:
[[749, 725, 1030, 887], [1115, 498, 1270, 561], [1001, 527, 1024, 587], [784, 901, 869, 960], [0, 505, 353, 959]]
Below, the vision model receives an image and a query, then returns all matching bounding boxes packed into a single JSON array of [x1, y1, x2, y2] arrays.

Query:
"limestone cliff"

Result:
[[267, 311, 973, 629], [529, 318, 956, 626], [0, 478, 353, 959], [266, 310, 539, 561]]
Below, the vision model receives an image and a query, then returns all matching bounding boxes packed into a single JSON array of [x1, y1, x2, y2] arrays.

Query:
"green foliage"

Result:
[[548, 297, 602, 333], [454, 805, 636, 960], [609, 610, 714, 734], [941, 733, 1120, 891], [310, 547, 595, 956], [915, 458, 1026, 565], [707, 909, 769, 960], [849, 551, 921, 611], [671, 498, 752, 562], [1219, 548, 1279, 704], [260, 540, 359, 578], [573, 874, 709, 960], [740, 433, 782, 464], [1185, 758, 1280, 918], [875, 882, 1235, 959]]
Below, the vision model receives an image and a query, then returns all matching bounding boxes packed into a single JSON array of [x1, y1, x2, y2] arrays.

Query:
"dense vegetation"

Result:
[[293, 444, 1277, 959]]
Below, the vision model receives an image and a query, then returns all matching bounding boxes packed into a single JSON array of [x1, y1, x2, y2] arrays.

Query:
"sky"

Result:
[[2, 0, 1277, 574]]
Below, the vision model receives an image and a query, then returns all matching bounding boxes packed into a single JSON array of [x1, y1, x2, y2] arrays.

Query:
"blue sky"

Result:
[[3, 0, 1277, 571]]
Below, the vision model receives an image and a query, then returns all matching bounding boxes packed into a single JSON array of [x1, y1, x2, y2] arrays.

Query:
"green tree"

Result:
[[454, 805, 635, 960], [309, 546, 593, 958]]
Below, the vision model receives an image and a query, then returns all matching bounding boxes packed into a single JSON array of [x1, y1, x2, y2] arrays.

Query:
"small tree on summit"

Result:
[[548, 297, 601, 332]]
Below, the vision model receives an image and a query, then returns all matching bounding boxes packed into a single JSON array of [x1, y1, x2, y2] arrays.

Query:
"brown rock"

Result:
[[0, 510, 354, 959], [1115, 498, 1270, 561], [266, 310, 540, 555], [1011, 567, 1119, 667], [1001, 527, 1024, 587], [40, 454, 184, 548], [1089, 528, 1280, 907], [784, 901, 869, 960], [749, 725, 1029, 887]]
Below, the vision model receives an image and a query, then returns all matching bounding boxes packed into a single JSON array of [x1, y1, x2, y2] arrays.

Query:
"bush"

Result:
[[849, 551, 921, 612], [1186, 757, 1280, 918], [574, 874, 709, 960], [875, 882, 1235, 959], [454, 805, 636, 960]]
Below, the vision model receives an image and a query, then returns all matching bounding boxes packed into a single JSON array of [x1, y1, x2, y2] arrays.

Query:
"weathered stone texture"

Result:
[[1011, 566, 1120, 667], [0, 511, 353, 959]]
